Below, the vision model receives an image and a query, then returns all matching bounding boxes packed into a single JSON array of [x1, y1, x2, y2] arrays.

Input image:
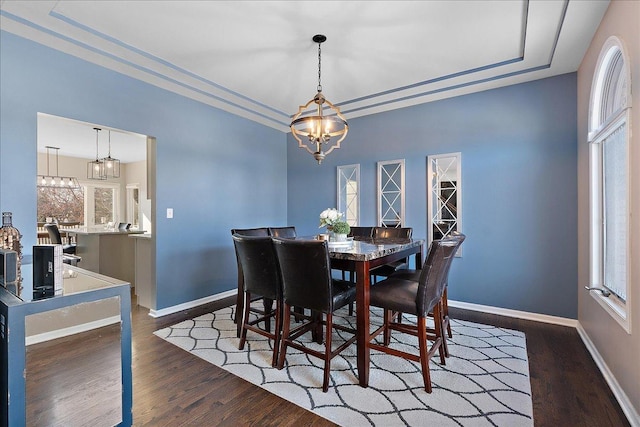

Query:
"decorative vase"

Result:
[[0, 211, 23, 288], [334, 233, 348, 242]]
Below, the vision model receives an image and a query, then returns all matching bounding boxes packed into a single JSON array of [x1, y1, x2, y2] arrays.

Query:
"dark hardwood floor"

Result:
[[25, 294, 630, 426]]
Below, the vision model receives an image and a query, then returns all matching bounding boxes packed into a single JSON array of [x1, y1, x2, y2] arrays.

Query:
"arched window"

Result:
[[588, 36, 632, 331]]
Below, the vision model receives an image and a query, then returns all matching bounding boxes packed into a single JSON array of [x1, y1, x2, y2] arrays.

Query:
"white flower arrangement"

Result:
[[319, 208, 343, 228]]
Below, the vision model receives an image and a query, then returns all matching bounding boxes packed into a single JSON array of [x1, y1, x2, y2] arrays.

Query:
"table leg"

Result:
[[355, 260, 371, 387], [415, 245, 424, 269]]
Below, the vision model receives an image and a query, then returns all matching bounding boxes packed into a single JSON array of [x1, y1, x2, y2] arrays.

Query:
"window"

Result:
[[337, 165, 359, 226], [126, 185, 140, 229], [38, 181, 119, 228], [377, 159, 405, 227], [37, 186, 84, 223], [588, 36, 632, 331]]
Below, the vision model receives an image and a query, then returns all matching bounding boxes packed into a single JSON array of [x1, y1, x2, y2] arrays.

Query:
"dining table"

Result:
[[328, 237, 424, 387], [233, 235, 424, 387]]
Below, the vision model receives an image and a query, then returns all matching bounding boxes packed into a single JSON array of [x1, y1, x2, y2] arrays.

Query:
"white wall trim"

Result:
[[148, 289, 236, 318], [449, 299, 579, 328], [25, 315, 121, 346], [576, 324, 640, 427]]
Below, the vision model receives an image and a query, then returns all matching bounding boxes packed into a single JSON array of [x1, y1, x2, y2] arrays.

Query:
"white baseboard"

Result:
[[576, 324, 640, 427], [148, 289, 236, 318], [448, 299, 579, 328], [26, 315, 121, 346], [449, 299, 638, 426]]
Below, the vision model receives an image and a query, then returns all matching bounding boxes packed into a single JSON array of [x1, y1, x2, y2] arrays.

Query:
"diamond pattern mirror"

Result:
[[377, 159, 405, 227], [337, 164, 360, 226], [428, 152, 462, 255]]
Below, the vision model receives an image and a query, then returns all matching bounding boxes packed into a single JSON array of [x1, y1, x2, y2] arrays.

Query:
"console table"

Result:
[[0, 266, 132, 427]]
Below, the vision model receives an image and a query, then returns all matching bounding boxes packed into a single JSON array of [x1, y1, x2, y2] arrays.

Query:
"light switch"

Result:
[[167, 208, 174, 219]]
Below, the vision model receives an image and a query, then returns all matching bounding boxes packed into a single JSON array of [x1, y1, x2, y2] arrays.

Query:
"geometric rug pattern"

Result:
[[155, 305, 533, 426]]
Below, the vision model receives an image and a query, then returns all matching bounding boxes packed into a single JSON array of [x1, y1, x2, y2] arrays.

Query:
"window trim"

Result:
[[587, 35, 632, 333], [81, 180, 121, 229], [126, 183, 140, 229]]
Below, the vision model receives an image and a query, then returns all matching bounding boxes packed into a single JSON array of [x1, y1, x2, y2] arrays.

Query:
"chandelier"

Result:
[[37, 146, 80, 189], [87, 127, 106, 180], [290, 34, 348, 164]]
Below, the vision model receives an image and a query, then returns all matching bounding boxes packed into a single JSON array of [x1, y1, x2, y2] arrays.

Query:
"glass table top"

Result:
[[2, 264, 128, 303]]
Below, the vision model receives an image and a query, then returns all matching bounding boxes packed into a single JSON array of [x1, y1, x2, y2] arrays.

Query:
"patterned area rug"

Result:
[[154, 306, 533, 426]]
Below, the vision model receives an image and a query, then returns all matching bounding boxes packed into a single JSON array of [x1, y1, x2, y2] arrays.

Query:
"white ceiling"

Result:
[[2, 0, 609, 159]]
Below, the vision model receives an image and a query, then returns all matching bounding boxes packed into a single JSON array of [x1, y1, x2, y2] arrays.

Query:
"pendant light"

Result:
[[100, 129, 121, 178], [87, 127, 106, 180], [290, 34, 348, 164], [37, 146, 80, 189]]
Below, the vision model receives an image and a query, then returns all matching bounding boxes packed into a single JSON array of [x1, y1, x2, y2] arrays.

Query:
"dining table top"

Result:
[[300, 236, 425, 262]]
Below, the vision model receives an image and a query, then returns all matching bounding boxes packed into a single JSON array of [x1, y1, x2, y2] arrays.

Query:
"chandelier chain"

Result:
[[317, 41, 322, 93]]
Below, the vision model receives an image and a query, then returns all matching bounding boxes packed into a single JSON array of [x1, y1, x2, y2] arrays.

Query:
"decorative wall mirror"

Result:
[[428, 152, 462, 255], [337, 164, 360, 226], [377, 159, 405, 227]]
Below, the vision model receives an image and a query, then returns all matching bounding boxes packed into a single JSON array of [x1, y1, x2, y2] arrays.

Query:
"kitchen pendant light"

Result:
[[290, 34, 348, 164], [37, 146, 80, 189], [87, 127, 106, 180], [100, 129, 120, 178]]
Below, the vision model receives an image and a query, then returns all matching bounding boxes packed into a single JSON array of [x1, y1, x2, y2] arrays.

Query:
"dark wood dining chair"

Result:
[[390, 232, 465, 353], [347, 226, 373, 240], [368, 235, 461, 392], [272, 237, 357, 392], [231, 227, 272, 336], [370, 226, 413, 282], [372, 226, 413, 240], [231, 227, 270, 237], [232, 234, 282, 367], [268, 226, 297, 238]]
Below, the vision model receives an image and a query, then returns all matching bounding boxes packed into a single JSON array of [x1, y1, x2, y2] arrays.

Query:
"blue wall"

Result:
[[287, 74, 578, 318], [0, 31, 287, 310], [1, 30, 578, 318]]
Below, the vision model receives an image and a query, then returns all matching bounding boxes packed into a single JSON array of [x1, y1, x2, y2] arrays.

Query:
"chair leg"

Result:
[[434, 303, 447, 364], [417, 316, 432, 393], [293, 306, 304, 323], [277, 303, 292, 370], [383, 309, 393, 346], [263, 298, 273, 333], [271, 300, 282, 368], [443, 286, 452, 338], [238, 292, 252, 350], [322, 312, 333, 393]]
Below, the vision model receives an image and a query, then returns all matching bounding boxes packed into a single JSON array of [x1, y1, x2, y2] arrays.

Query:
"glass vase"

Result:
[[1, 211, 23, 288]]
